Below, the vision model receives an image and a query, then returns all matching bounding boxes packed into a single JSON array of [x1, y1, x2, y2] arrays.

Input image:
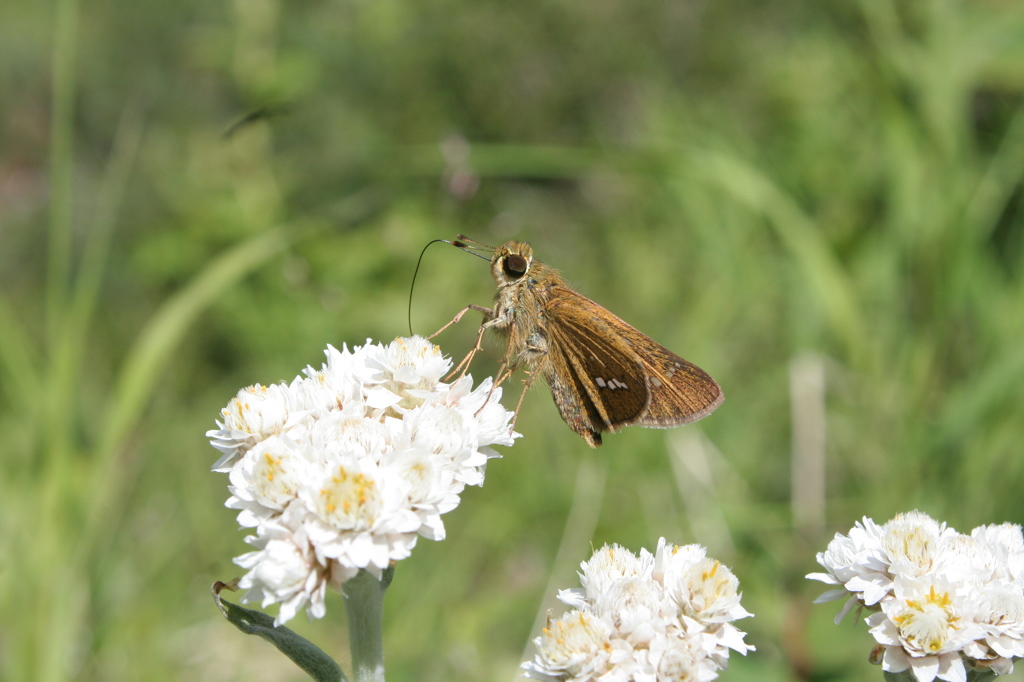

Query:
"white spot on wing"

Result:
[[651, 377, 663, 388], [595, 377, 607, 388]]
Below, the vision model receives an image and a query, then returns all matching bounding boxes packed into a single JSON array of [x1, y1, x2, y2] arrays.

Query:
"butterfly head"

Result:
[[491, 241, 534, 287]]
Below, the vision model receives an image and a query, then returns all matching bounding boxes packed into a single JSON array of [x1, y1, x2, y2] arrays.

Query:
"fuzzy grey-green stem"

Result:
[[343, 567, 394, 682]]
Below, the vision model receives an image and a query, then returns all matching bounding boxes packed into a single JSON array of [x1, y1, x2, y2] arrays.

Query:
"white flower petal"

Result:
[[210, 337, 517, 625], [524, 539, 752, 681], [813, 511, 1024, 679]]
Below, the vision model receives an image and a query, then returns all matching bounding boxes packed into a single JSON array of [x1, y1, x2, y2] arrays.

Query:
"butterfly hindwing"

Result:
[[541, 336, 613, 446]]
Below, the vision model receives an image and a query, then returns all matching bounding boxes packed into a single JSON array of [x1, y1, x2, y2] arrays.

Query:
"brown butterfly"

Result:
[[431, 237, 723, 447]]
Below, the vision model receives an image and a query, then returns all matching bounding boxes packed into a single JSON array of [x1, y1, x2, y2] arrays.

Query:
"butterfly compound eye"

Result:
[[503, 254, 528, 278]]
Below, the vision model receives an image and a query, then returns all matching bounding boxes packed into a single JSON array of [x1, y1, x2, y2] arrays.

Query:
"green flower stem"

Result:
[[343, 567, 394, 682]]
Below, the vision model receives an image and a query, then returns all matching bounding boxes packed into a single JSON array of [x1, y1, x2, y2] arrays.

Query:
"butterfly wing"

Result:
[[541, 336, 624, 447], [540, 288, 649, 446], [544, 286, 722, 437], [610, 324, 724, 427]]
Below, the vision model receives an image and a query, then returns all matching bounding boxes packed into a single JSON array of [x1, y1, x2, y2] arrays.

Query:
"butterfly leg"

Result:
[[506, 369, 540, 433], [446, 321, 490, 381], [429, 304, 494, 380], [472, 360, 517, 416], [428, 304, 493, 340], [474, 335, 546, 436]]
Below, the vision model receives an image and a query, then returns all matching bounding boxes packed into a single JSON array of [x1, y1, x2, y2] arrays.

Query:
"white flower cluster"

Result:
[[808, 511, 1024, 682], [207, 336, 517, 625], [522, 539, 754, 682]]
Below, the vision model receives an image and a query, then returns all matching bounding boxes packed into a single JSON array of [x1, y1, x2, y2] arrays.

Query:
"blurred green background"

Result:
[[3, 0, 1024, 680]]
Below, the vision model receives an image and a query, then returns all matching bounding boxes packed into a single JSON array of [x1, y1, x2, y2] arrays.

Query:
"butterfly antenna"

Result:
[[452, 235, 493, 261], [408, 236, 494, 335], [408, 239, 457, 336]]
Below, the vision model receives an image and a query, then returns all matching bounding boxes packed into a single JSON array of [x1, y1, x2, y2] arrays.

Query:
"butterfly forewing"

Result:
[[544, 288, 652, 424], [617, 328, 723, 426], [545, 286, 722, 429]]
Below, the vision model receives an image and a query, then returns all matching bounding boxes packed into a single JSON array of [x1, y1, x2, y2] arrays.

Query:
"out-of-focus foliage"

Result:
[[2, 0, 1024, 680]]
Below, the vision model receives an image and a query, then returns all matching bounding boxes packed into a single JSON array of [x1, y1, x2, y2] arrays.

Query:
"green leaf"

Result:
[[212, 582, 347, 682]]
